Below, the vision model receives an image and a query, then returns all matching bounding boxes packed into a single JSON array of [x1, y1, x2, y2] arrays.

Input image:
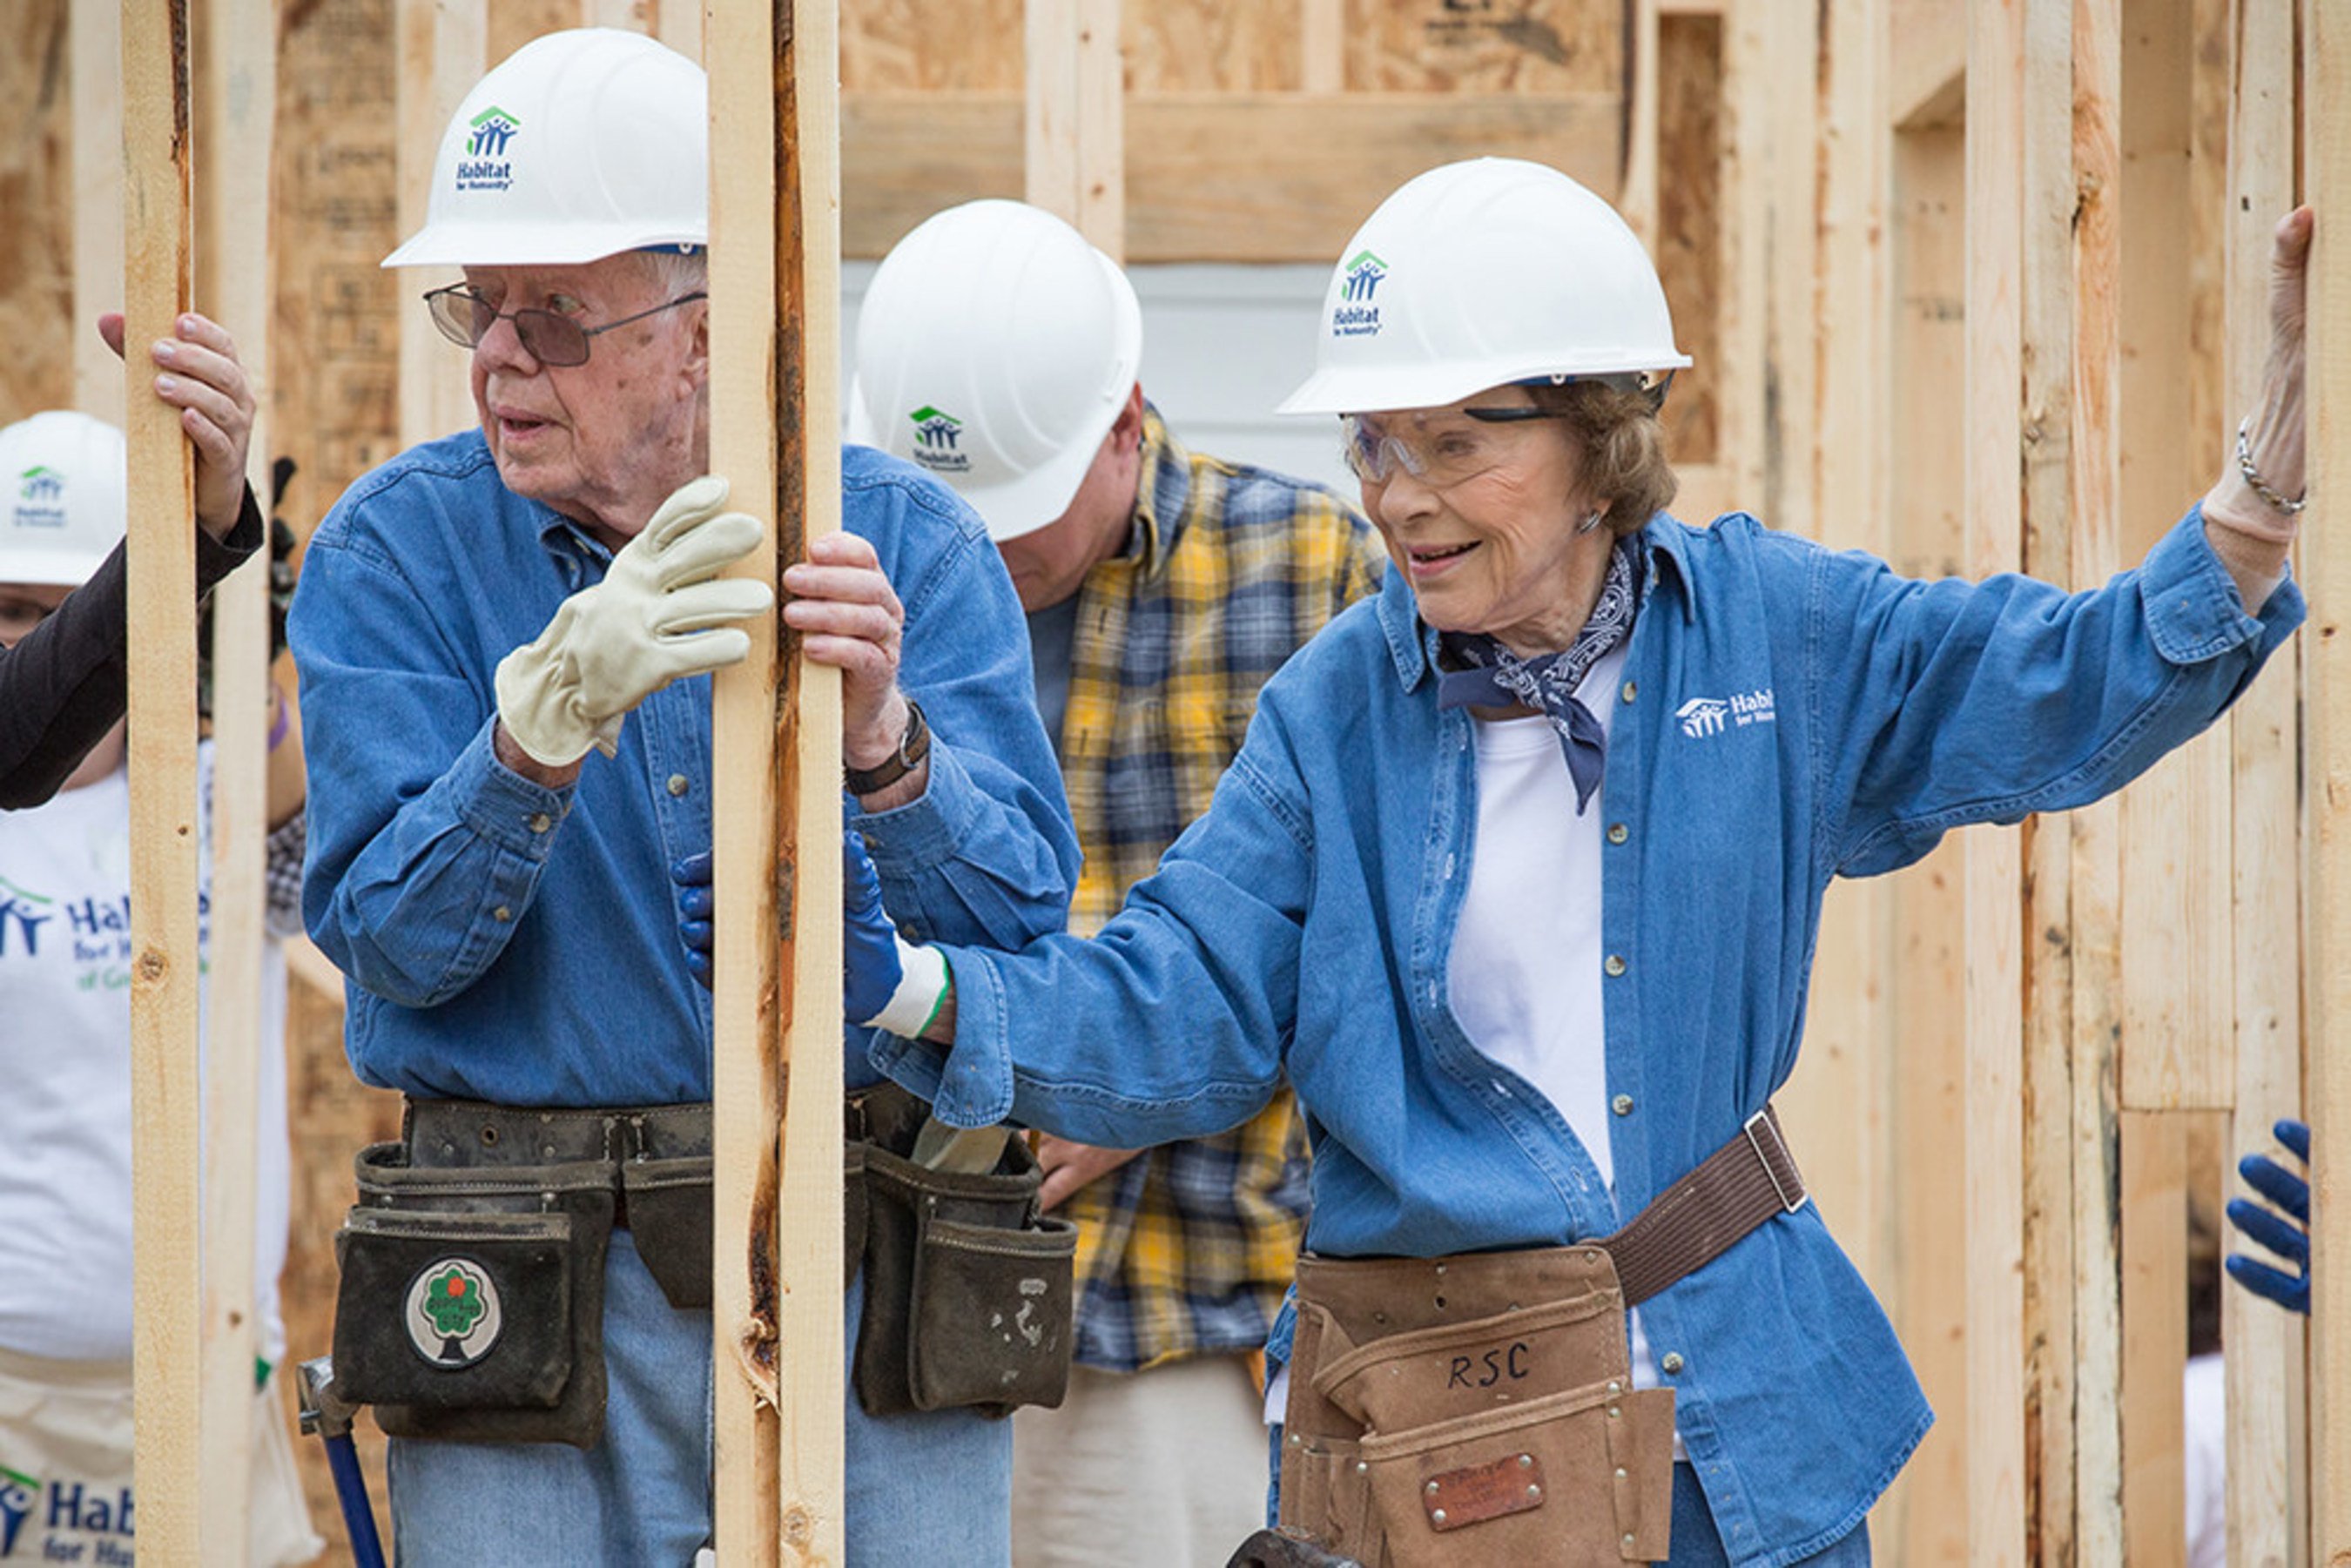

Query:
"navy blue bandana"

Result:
[[1435, 539, 1640, 813]]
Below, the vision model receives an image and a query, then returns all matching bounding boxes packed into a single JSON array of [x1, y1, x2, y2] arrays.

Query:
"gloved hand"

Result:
[[2226, 1117, 2310, 1316], [670, 834, 935, 1033], [496, 476, 773, 767]]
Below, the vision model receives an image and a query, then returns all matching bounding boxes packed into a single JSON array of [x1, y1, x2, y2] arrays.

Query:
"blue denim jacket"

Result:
[[874, 505, 2300, 1565], [291, 431, 1076, 1106]]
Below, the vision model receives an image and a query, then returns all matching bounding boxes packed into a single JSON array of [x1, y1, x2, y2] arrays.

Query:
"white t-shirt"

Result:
[[2181, 1351, 2226, 1568], [0, 750, 293, 1363]]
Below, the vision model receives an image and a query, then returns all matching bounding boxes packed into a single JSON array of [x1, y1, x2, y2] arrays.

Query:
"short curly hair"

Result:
[[1526, 378, 1678, 536]]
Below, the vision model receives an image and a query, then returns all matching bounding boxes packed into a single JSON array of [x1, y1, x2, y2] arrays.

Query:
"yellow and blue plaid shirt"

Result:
[[1054, 407, 1386, 1372]]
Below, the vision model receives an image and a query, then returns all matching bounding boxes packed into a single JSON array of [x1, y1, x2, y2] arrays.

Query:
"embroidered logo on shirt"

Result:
[[406, 1258, 504, 1368], [1678, 689, 1775, 740]]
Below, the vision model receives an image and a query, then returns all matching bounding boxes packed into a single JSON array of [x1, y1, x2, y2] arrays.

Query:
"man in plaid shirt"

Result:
[[854, 200, 1386, 1565]]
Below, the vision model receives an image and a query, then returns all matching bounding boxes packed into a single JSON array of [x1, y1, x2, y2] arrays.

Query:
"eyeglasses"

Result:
[[422, 285, 708, 367], [1340, 406, 1575, 488]]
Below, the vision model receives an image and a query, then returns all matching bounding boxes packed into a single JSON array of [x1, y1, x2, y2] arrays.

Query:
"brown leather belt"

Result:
[[1600, 1105, 1807, 1307]]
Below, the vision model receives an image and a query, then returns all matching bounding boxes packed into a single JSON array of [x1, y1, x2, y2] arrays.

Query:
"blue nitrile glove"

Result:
[[2226, 1117, 2310, 1316], [842, 832, 905, 1025], [670, 835, 911, 1026]]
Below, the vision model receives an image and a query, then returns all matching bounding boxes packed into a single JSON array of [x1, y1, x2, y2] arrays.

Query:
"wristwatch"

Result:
[[845, 699, 930, 796]]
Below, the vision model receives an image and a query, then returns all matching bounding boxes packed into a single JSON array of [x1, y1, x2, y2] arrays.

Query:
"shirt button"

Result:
[[1661, 1351, 1685, 1375], [1620, 680, 1638, 703], [1604, 953, 1627, 977], [1607, 822, 1629, 845], [527, 812, 552, 834], [667, 774, 690, 797], [493, 905, 513, 923], [1612, 1094, 1634, 1117]]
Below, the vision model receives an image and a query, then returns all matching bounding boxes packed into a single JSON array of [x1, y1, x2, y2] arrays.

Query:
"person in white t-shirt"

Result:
[[0, 410, 321, 1566]]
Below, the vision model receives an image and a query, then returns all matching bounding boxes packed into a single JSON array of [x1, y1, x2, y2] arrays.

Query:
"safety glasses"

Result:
[[422, 285, 708, 368], [1339, 405, 1575, 488]]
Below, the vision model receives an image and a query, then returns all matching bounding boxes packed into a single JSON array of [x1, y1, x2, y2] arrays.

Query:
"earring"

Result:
[[1576, 509, 1606, 535]]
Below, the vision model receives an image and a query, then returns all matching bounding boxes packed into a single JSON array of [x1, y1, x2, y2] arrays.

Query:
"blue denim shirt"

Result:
[[874, 505, 2301, 1565], [291, 431, 1076, 1106]]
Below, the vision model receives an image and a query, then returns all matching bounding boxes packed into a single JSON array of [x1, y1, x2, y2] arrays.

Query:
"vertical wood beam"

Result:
[[395, 0, 485, 448], [710, 0, 846, 1557], [2063, 0, 2125, 1558], [2301, 0, 2350, 1557], [195, 3, 279, 1561], [655, 0, 701, 58], [72, 0, 125, 417], [1964, 1, 2029, 1558], [2220, 4, 2306, 1563], [1297, 0, 1344, 94], [1026, 0, 1123, 259], [120, 2, 203, 1560], [1618, 0, 1661, 247], [2119, 1111, 2191, 1567]]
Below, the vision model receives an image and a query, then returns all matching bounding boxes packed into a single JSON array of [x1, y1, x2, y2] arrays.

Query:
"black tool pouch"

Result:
[[850, 1093, 1077, 1419], [330, 1141, 616, 1449]]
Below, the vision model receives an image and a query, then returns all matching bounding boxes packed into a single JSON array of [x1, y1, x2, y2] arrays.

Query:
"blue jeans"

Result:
[[388, 1231, 1011, 1566]]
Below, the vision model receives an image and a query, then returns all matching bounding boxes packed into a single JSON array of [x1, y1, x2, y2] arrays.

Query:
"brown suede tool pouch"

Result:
[[331, 1140, 616, 1450], [1279, 1248, 1675, 1565]]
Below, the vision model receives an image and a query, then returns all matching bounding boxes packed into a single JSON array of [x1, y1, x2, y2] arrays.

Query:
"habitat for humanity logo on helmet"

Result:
[[457, 105, 522, 192], [906, 406, 971, 474], [12, 466, 68, 531], [1332, 250, 1388, 338], [0, 1468, 37, 1557]]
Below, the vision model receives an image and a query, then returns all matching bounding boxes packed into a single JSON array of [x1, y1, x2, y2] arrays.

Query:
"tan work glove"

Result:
[[495, 476, 774, 767]]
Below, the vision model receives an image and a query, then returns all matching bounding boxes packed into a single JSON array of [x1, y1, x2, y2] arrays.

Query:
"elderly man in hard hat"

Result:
[[851, 200, 1384, 1568], [833, 159, 2312, 1563], [0, 410, 322, 1567], [0, 316, 264, 807], [288, 30, 1074, 1565]]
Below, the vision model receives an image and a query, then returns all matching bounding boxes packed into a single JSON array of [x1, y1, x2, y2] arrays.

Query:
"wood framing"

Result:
[[194, 2, 279, 1560], [120, 1, 204, 1560], [394, 0, 484, 448], [1025, 0, 1124, 258], [72, 0, 125, 419], [708, 0, 846, 1558], [2303, 0, 2348, 1556], [1962, 1, 2030, 1558]]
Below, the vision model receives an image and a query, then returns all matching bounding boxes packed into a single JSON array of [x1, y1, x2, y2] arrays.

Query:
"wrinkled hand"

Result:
[[670, 833, 906, 1025], [2226, 1117, 2309, 1316], [99, 311, 254, 539], [782, 532, 912, 775], [497, 476, 771, 767], [2204, 208, 2313, 548], [1035, 1136, 1144, 1212]]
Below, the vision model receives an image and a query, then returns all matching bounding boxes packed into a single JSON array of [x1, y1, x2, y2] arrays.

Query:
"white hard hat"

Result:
[[1277, 158, 1690, 416], [382, 28, 706, 269], [0, 412, 126, 588], [850, 200, 1142, 542]]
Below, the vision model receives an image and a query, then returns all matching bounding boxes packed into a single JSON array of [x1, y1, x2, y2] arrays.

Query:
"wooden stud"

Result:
[[394, 0, 484, 448], [2302, 0, 2350, 1556], [120, 2, 203, 1560], [72, 0, 125, 419], [2221, 4, 2305, 1564], [709, 0, 847, 1557], [1615, 0, 1660, 248], [1297, 0, 1344, 93], [195, 2, 279, 1561], [1963, 1, 2029, 1558], [1025, 0, 1124, 259], [2119, 1111, 2191, 1567]]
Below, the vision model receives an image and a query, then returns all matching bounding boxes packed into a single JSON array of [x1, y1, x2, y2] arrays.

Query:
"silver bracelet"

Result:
[[2236, 418, 2307, 514]]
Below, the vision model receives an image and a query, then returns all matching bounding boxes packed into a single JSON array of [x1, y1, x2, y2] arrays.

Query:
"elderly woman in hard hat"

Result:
[[0, 315, 263, 808], [828, 160, 2311, 1563]]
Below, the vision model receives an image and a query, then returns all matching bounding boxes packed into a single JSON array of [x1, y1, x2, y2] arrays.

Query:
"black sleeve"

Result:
[[0, 485, 263, 810]]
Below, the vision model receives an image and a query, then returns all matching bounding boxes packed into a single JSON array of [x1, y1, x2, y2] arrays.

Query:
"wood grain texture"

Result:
[[194, 3, 280, 1559], [73, 0, 125, 418], [0, 0, 72, 422], [120, 3, 204, 1559], [2302, 0, 2350, 1557], [2119, 1111, 2190, 1567], [394, 0, 485, 447], [1344, 0, 1617, 94], [1964, 2, 2029, 1558], [1026, 0, 1125, 258], [842, 90, 1622, 261], [1652, 11, 1720, 468], [2221, 5, 2306, 1564]]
